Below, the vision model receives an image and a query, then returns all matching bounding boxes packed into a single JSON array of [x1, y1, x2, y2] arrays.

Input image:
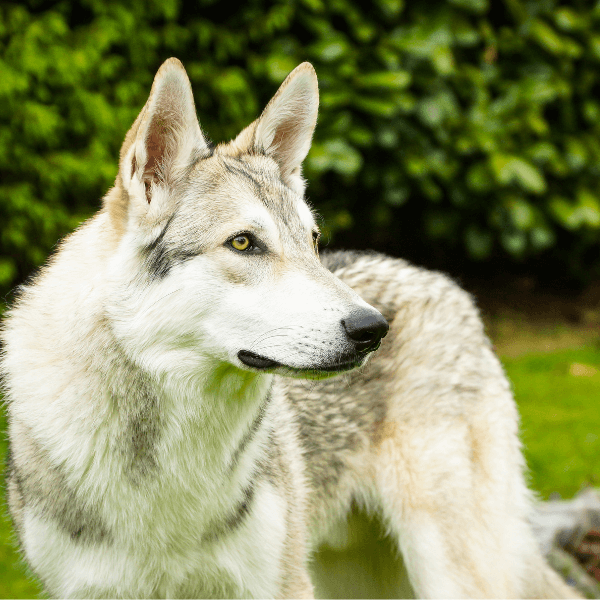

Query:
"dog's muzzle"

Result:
[[237, 308, 388, 374]]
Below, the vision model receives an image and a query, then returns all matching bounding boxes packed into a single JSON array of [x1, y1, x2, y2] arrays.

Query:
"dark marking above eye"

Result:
[[142, 214, 202, 279], [142, 216, 175, 279]]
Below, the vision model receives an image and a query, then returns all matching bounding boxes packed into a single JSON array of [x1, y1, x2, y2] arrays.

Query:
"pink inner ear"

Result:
[[271, 120, 298, 169], [143, 120, 169, 204]]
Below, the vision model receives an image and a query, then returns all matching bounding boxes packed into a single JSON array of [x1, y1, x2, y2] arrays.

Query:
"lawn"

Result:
[[504, 346, 600, 500], [0, 341, 598, 598]]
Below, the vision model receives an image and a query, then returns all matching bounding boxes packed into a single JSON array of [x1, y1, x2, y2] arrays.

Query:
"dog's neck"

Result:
[[157, 361, 274, 467], [33, 305, 275, 500], [79, 334, 275, 530], [111, 344, 275, 474]]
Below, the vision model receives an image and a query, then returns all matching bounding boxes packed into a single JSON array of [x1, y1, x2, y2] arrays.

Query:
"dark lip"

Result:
[[238, 350, 282, 370], [237, 350, 366, 373]]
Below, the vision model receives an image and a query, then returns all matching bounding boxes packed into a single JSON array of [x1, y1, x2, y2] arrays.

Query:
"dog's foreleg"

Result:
[[277, 569, 314, 600], [382, 506, 501, 598], [372, 421, 535, 598], [276, 536, 314, 599]]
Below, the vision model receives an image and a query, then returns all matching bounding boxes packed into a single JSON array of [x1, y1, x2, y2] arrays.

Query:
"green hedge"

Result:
[[1, 0, 600, 301]]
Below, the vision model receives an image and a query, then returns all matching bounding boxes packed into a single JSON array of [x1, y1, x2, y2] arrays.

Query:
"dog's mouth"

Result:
[[237, 349, 367, 376], [237, 350, 282, 370]]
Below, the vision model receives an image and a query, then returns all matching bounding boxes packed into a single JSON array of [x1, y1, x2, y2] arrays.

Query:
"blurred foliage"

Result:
[[1, 0, 600, 300]]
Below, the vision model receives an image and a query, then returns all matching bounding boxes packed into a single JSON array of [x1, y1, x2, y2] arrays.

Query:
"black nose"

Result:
[[342, 309, 389, 352]]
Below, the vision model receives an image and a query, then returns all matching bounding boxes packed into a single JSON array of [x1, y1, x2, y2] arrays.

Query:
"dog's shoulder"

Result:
[[321, 249, 480, 328]]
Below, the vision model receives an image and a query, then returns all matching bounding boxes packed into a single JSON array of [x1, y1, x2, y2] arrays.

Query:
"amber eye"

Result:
[[231, 235, 251, 251]]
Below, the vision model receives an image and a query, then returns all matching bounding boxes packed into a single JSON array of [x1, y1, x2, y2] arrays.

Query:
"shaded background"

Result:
[[1, 0, 600, 301], [0, 0, 599, 597]]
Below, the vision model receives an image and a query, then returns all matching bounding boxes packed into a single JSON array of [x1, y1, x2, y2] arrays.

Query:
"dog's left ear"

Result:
[[235, 63, 319, 194], [118, 58, 209, 215]]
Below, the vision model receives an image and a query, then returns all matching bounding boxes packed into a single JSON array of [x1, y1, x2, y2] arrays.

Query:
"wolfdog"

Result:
[[1, 58, 578, 598]]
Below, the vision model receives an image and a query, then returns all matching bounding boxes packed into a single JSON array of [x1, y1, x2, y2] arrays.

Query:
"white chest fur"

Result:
[[17, 364, 288, 598], [22, 478, 288, 598]]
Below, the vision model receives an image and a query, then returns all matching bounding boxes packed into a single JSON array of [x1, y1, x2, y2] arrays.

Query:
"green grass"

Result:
[[503, 346, 600, 500], [0, 345, 598, 597]]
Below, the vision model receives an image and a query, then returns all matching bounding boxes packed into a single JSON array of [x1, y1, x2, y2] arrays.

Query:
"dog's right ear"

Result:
[[227, 63, 318, 196], [116, 58, 209, 221]]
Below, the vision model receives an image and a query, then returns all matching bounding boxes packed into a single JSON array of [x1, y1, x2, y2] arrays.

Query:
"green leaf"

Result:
[[306, 142, 332, 173], [501, 231, 527, 256], [528, 142, 559, 165], [265, 55, 298, 83], [420, 178, 443, 202], [554, 8, 583, 31], [576, 189, 600, 228], [390, 22, 452, 59], [321, 91, 351, 109], [307, 139, 363, 176], [333, 210, 353, 229], [565, 137, 588, 171], [453, 22, 480, 46], [549, 196, 579, 230], [0, 258, 17, 286], [300, 0, 325, 12], [417, 97, 444, 126], [376, 127, 398, 148], [353, 96, 399, 117], [529, 19, 564, 55], [589, 35, 600, 61], [355, 71, 411, 90], [384, 187, 409, 206], [348, 126, 375, 147], [506, 196, 535, 230], [549, 192, 600, 230], [432, 47, 455, 75], [530, 226, 555, 250], [490, 155, 547, 194], [375, 0, 405, 18], [310, 39, 348, 62]]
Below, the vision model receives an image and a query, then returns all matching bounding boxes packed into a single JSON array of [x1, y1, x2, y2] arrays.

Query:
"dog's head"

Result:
[[106, 58, 387, 379]]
